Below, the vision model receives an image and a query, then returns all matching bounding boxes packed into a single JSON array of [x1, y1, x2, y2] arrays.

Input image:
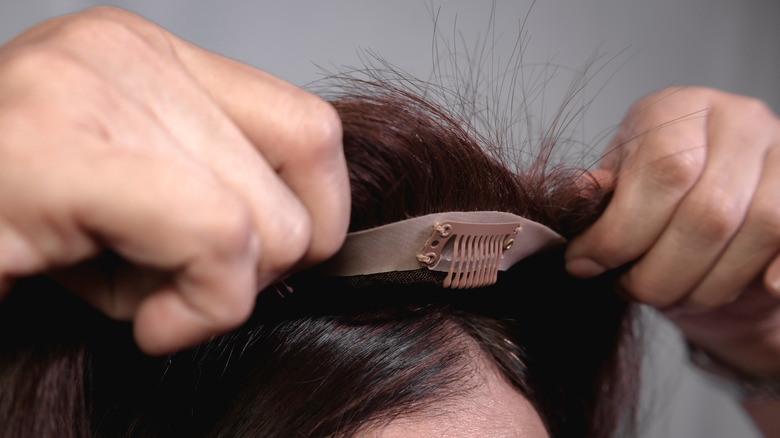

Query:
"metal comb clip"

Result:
[[417, 221, 521, 289]]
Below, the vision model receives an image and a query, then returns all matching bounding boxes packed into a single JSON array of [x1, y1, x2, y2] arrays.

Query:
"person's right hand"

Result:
[[0, 7, 350, 355]]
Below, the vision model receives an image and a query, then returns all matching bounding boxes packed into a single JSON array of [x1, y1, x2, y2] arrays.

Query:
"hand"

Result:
[[0, 7, 350, 354], [565, 86, 780, 377]]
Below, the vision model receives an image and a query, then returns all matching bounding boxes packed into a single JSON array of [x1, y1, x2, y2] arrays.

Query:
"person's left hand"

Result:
[[565, 87, 780, 378]]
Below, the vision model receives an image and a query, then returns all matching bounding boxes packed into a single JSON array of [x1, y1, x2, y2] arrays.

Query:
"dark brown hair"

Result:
[[0, 74, 637, 437]]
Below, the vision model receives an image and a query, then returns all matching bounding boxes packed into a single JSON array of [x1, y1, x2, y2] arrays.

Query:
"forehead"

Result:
[[364, 342, 550, 438]]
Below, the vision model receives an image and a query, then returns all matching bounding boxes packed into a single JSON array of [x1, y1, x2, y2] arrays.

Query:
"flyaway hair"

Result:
[[0, 70, 638, 437]]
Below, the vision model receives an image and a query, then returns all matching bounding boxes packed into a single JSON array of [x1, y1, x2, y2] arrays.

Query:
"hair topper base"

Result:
[[319, 211, 565, 288]]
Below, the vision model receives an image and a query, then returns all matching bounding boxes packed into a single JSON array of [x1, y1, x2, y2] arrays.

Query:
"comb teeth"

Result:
[[418, 221, 520, 289]]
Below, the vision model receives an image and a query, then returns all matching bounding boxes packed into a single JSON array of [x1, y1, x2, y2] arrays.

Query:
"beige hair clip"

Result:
[[319, 211, 565, 289]]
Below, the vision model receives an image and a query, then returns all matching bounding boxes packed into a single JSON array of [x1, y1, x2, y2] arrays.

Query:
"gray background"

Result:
[[1, 1, 778, 436]]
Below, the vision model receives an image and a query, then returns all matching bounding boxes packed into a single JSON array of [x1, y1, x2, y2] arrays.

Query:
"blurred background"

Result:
[[2, 1, 778, 436]]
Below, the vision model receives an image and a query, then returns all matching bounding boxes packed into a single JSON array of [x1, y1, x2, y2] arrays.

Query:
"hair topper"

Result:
[[319, 211, 566, 289]]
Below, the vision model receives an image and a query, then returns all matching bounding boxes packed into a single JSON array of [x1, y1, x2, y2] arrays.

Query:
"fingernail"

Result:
[[565, 258, 607, 278]]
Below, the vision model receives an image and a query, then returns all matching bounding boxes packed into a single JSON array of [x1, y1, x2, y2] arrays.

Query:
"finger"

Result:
[[92, 38, 315, 285], [0, 145, 258, 353], [133, 235, 258, 355], [566, 98, 709, 278], [26, 137, 258, 353], [50, 258, 170, 321], [685, 142, 780, 307], [168, 38, 351, 267], [0, 220, 44, 298], [8, 8, 348, 281], [81, 156, 259, 354], [619, 102, 771, 307]]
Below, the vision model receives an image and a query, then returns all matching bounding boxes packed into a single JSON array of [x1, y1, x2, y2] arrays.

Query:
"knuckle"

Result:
[[57, 10, 134, 43], [286, 203, 315, 248], [262, 203, 313, 275], [55, 8, 171, 56], [186, 200, 257, 329], [266, 96, 346, 267], [643, 138, 706, 193], [202, 290, 254, 330], [684, 188, 744, 242], [186, 185, 256, 266], [198, 194, 257, 261], [198, 269, 257, 330], [727, 97, 778, 138], [0, 46, 77, 85], [620, 265, 689, 308], [736, 95, 774, 121], [292, 96, 344, 158], [310, 223, 346, 262]]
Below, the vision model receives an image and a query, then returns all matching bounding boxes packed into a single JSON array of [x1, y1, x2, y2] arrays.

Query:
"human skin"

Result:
[[0, 5, 779, 434], [566, 87, 780, 377], [0, 7, 350, 355], [370, 336, 549, 438], [565, 87, 780, 434]]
